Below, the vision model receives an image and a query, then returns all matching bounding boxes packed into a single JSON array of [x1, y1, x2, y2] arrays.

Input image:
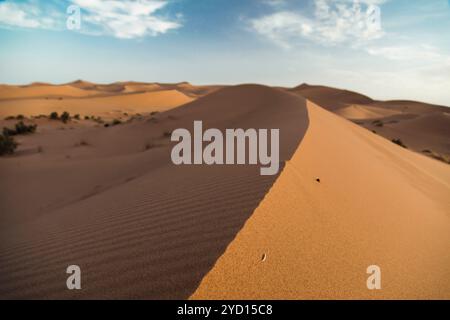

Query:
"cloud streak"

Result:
[[0, 0, 181, 39], [250, 0, 386, 48], [73, 0, 181, 39]]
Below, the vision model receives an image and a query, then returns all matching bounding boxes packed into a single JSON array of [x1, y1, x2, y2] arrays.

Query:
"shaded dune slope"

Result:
[[191, 101, 450, 299], [0, 85, 309, 299]]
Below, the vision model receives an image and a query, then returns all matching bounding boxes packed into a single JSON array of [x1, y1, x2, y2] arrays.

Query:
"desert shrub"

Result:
[[372, 120, 383, 127], [112, 119, 122, 126], [3, 127, 16, 136], [15, 121, 37, 135], [392, 139, 407, 148], [84, 115, 90, 120], [75, 139, 89, 147], [61, 111, 70, 123], [74, 114, 80, 120], [16, 114, 25, 120], [150, 111, 159, 116], [50, 112, 59, 120], [3, 121, 37, 136], [4, 116, 15, 120], [91, 116, 104, 124], [0, 134, 18, 155], [104, 123, 110, 128]]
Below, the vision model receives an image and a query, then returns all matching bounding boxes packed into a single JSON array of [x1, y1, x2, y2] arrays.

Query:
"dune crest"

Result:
[[191, 101, 450, 299]]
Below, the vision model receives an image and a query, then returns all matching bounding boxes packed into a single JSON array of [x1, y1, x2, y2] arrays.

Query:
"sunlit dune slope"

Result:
[[191, 101, 450, 299]]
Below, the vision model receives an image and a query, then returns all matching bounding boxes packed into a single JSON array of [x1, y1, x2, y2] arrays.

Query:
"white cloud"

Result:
[[0, 1, 59, 29], [366, 45, 446, 62], [73, 0, 181, 38], [251, 0, 386, 48], [0, 0, 181, 39]]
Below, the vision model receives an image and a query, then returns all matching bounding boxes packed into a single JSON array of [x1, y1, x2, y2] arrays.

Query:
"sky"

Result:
[[0, 0, 449, 106]]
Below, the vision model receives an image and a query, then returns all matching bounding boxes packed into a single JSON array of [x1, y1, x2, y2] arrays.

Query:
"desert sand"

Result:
[[293, 84, 450, 164], [191, 101, 450, 299], [0, 84, 308, 299], [0, 82, 449, 299]]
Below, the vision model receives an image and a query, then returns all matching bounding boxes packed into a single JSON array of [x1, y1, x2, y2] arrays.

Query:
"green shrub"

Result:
[[15, 121, 37, 135], [372, 120, 384, 127], [392, 138, 407, 148], [50, 112, 59, 120], [0, 134, 18, 156], [61, 111, 70, 123], [3, 121, 37, 136]]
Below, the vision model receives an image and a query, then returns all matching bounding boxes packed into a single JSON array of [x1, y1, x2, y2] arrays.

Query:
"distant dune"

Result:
[[0, 81, 222, 120], [292, 84, 450, 164]]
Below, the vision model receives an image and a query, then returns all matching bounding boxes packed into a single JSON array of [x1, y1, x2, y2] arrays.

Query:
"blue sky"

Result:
[[0, 0, 449, 105]]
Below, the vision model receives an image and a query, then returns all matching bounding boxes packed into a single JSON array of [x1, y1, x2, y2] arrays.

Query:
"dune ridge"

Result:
[[191, 101, 450, 299], [0, 85, 309, 299]]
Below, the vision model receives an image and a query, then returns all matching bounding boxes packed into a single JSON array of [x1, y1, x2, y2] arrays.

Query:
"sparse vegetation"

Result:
[[15, 121, 37, 135], [372, 120, 384, 127], [112, 119, 122, 126], [392, 138, 407, 149], [0, 133, 18, 156], [60, 111, 70, 123], [90, 116, 104, 124], [3, 121, 37, 136], [50, 112, 59, 120], [422, 150, 450, 164], [4, 115, 25, 120], [84, 115, 90, 120], [150, 111, 159, 116], [75, 139, 89, 147], [74, 114, 80, 120]]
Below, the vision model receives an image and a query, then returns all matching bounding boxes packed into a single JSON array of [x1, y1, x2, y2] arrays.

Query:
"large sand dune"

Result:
[[191, 101, 450, 299], [0, 82, 449, 299], [0, 85, 308, 299]]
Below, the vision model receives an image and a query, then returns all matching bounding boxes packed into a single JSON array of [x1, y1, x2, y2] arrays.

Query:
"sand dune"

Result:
[[291, 84, 450, 164], [291, 83, 374, 111], [0, 84, 103, 100], [0, 82, 449, 300], [0, 90, 194, 119], [191, 101, 450, 299], [0, 85, 308, 299], [336, 104, 402, 120]]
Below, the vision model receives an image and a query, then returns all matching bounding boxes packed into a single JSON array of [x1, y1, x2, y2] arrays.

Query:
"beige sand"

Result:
[[191, 101, 450, 299], [0, 89, 193, 120], [292, 84, 450, 164], [0, 85, 308, 299]]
